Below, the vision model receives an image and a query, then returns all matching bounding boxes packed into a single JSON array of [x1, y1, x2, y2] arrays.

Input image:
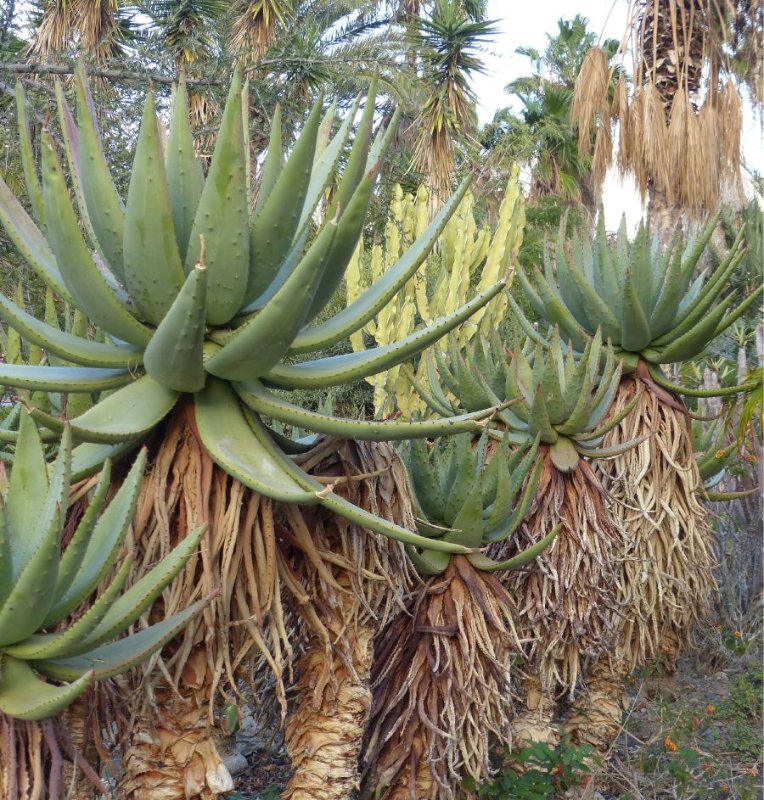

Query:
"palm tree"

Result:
[[482, 16, 620, 221], [571, 0, 762, 230], [408, 0, 495, 200], [29, 0, 127, 61]]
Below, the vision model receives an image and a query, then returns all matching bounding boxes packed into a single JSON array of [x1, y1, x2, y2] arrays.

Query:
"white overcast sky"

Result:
[[473, 0, 763, 229]]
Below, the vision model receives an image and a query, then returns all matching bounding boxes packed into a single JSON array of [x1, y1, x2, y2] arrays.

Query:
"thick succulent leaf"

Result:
[[305, 108, 401, 322], [253, 104, 283, 219], [41, 135, 151, 346], [620, 270, 652, 352], [49, 461, 112, 617], [444, 483, 483, 548], [44, 450, 146, 626], [0, 501, 10, 610], [68, 525, 206, 654], [407, 439, 445, 523], [4, 411, 49, 580], [404, 545, 450, 576], [294, 97, 359, 237], [167, 78, 204, 264], [329, 79, 377, 219], [185, 72, 249, 324], [646, 363, 760, 397], [468, 524, 560, 571], [31, 376, 178, 445], [243, 409, 472, 553], [236, 379, 494, 440], [442, 436, 479, 524], [35, 596, 211, 682], [653, 298, 732, 364], [70, 440, 140, 483], [0, 655, 93, 720], [144, 266, 208, 392], [63, 69, 126, 281], [247, 97, 323, 306], [4, 556, 133, 660], [290, 176, 471, 355], [263, 282, 506, 389], [0, 364, 132, 394], [123, 90, 186, 325], [0, 291, 142, 369], [194, 380, 316, 503], [15, 83, 44, 226], [206, 219, 337, 381], [0, 427, 71, 647], [0, 174, 74, 303], [549, 436, 580, 472]]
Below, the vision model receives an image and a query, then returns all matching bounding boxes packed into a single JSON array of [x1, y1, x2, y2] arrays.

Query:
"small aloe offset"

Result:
[[403, 433, 559, 575], [0, 68, 507, 555], [692, 418, 755, 502], [513, 215, 763, 394], [0, 412, 209, 721]]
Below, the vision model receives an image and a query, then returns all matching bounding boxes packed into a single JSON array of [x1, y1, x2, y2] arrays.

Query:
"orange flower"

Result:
[[664, 737, 678, 752], [706, 704, 716, 714]]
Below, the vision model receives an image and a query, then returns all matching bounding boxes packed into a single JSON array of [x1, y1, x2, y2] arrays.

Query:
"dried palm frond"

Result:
[[492, 453, 625, 699], [570, 46, 611, 152], [614, 73, 632, 174], [73, 0, 122, 61], [595, 375, 716, 673], [281, 439, 416, 800], [362, 556, 521, 800], [231, 0, 290, 63], [29, 0, 123, 61], [28, 0, 75, 58], [719, 78, 743, 183]]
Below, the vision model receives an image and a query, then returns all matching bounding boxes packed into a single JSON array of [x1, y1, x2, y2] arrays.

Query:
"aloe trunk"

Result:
[[112, 406, 270, 797], [283, 440, 416, 800], [596, 375, 715, 673], [361, 557, 520, 800]]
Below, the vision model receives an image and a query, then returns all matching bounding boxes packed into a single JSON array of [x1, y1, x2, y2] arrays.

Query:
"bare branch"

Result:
[[0, 62, 222, 86]]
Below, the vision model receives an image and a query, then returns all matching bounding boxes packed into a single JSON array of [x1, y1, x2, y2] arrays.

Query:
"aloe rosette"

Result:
[[513, 215, 763, 392], [362, 433, 558, 799], [403, 433, 559, 574], [0, 412, 208, 721], [0, 68, 509, 557]]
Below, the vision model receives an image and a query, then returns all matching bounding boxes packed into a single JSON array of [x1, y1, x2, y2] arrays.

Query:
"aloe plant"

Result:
[[0, 412, 208, 721], [513, 215, 762, 394], [362, 433, 558, 799], [0, 68, 509, 556]]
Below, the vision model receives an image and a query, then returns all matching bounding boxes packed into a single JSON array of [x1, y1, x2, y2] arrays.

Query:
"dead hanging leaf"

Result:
[[595, 376, 716, 672], [362, 557, 520, 800]]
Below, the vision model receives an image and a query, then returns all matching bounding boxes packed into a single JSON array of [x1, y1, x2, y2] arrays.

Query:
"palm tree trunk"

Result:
[[282, 439, 416, 800]]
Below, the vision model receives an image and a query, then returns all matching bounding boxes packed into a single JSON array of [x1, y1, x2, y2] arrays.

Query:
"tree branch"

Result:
[[0, 62, 222, 86]]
